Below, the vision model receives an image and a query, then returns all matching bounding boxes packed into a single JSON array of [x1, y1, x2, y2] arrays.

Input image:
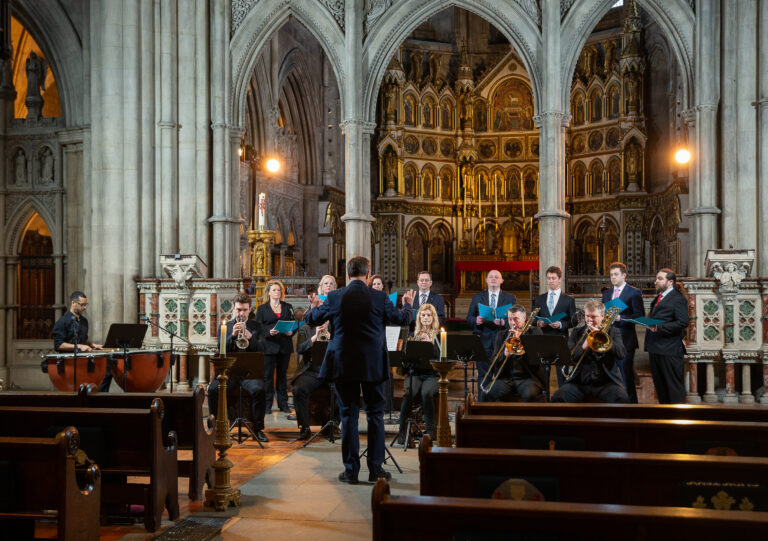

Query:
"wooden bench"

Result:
[[0, 385, 214, 501], [0, 427, 100, 541], [454, 405, 768, 456], [372, 480, 768, 540], [464, 393, 768, 422], [0, 400, 178, 532], [419, 436, 768, 510]]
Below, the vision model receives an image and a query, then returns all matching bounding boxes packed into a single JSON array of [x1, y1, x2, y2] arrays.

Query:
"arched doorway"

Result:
[[17, 213, 54, 339]]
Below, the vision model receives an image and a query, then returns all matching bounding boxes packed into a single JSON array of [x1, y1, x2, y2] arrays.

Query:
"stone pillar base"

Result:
[[721, 393, 739, 404], [739, 393, 755, 404], [686, 393, 702, 404], [702, 392, 719, 404]]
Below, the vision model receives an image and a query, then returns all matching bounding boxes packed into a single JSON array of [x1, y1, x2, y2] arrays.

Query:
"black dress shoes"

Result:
[[338, 471, 358, 485], [255, 430, 269, 442], [368, 469, 392, 482], [297, 427, 311, 440]]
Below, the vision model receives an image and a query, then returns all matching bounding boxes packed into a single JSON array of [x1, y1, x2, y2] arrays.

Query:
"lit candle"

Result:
[[520, 171, 525, 219], [258, 193, 266, 229], [220, 317, 227, 356], [477, 174, 482, 221], [494, 173, 498, 218], [440, 328, 447, 358]]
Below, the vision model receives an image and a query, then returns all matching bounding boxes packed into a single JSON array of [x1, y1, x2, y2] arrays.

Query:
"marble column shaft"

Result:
[[159, 0, 179, 256], [758, 0, 768, 275]]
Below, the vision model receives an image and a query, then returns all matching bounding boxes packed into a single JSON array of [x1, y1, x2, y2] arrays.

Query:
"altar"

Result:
[[455, 259, 538, 295]]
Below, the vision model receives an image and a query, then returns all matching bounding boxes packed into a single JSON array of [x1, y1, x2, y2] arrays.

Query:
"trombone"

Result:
[[562, 305, 620, 382], [480, 308, 540, 394]]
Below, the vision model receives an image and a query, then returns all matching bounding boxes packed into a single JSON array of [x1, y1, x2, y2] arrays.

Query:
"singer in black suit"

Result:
[[306, 256, 414, 484], [466, 270, 516, 397], [411, 270, 446, 328], [254, 281, 296, 413], [552, 300, 628, 403], [208, 293, 268, 442], [601, 262, 645, 403], [533, 266, 577, 385], [51, 291, 108, 390], [645, 268, 689, 404]]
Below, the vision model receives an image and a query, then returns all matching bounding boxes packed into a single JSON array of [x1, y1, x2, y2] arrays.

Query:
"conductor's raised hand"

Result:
[[308, 293, 322, 308], [401, 289, 416, 305]]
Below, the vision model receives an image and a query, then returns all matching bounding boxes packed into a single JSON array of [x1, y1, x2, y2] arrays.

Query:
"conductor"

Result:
[[306, 256, 414, 484]]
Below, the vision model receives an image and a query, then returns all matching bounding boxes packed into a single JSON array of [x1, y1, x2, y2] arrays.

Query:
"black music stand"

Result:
[[447, 332, 487, 399], [520, 334, 571, 402], [103, 324, 148, 393], [303, 341, 339, 447], [386, 350, 403, 425], [228, 352, 265, 447], [390, 341, 434, 451]]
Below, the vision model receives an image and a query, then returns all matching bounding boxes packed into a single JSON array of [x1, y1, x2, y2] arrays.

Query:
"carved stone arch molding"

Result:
[[560, 0, 693, 116], [363, 0, 543, 124], [13, 0, 85, 125], [230, 0, 347, 128], [5, 196, 59, 256]]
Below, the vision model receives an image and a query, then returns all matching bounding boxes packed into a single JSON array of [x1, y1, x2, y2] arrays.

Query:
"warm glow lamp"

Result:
[[674, 148, 691, 164], [265, 158, 281, 173]]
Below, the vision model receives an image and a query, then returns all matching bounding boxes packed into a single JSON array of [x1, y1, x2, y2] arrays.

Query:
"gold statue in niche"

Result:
[[384, 83, 397, 123], [492, 79, 533, 131]]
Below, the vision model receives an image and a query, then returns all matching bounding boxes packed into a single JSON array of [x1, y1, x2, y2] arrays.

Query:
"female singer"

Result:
[[255, 280, 295, 413], [397, 303, 440, 444], [318, 274, 337, 296], [369, 274, 386, 292]]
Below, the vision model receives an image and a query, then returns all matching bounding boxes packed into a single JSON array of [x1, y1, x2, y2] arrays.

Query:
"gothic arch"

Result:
[[363, 0, 542, 124], [230, 0, 346, 128], [560, 0, 693, 114], [5, 198, 58, 256], [12, 1, 85, 125]]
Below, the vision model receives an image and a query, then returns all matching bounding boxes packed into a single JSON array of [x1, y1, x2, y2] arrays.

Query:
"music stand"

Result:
[[520, 334, 571, 402], [103, 324, 148, 393], [447, 332, 488, 399], [227, 352, 265, 447], [302, 341, 339, 447], [384, 326, 407, 424], [390, 341, 434, 451]]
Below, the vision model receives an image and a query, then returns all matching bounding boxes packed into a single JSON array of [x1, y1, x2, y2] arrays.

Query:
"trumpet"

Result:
[[480, 308, 540, 394], [317, 323, 331, 341], [562, 306, 620, 381], [235, 314, 249, 349]]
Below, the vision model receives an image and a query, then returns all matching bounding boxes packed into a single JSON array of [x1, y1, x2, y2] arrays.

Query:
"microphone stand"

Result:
[[72, 318, 79, 391], [141, 317, 196, 394]]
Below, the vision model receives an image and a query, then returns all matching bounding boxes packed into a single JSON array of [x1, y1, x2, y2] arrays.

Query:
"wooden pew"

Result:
[[464, 393, 768, 422], [0, 385, 214, 501], [372, 480, 768, 541], [454, 405, 768, 456], [0, 427, 100, 541], [0, 400, 178, 532], [419, 436, 768, 510]]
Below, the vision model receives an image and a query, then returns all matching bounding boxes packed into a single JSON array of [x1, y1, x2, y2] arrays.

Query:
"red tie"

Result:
[[655, 294, 662, 306]]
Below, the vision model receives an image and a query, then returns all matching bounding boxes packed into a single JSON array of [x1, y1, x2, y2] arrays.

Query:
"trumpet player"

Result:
[[552, 300, 629, 403], [291, 321, 332, 440], [485, 305, 544, 403], [208, 293, 269, 442]]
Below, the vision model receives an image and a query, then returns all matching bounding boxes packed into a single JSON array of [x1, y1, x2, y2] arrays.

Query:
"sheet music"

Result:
[[385, 326, 401, 351]]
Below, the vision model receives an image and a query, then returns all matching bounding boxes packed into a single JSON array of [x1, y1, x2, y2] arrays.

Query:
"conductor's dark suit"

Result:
[[466, 289, 516, 390], [601, 284, 644, 402], [305, 279, 413, 478], [644, 288, 689, 404]]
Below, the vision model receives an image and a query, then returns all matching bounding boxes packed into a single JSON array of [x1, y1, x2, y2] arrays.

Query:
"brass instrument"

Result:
[[563, 305, 620, 382], [235, 314, 249, 349], [317, 323, 331, 341], [480, 308, 540, 394]]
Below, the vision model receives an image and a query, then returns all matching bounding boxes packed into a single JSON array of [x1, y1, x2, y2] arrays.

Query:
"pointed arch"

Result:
[[5, 197, 58, 256]]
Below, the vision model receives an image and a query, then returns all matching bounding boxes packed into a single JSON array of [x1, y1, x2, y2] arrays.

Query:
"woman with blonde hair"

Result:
[[255, 280, 296, 416], [397, 303, 440, 444], [318, 274, 337, 296]]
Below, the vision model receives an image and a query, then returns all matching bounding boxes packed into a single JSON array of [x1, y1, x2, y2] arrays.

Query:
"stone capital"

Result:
[[340, 212, 375, 224], [534, 209, 570, 220], [532, 111, 569, 129], [339, 119, 377, 135], [684, 206, 721, 217]]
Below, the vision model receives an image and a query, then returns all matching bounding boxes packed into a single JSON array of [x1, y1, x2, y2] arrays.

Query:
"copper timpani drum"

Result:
[[110, 348, 171, 392], [41, 352, 108, 392]]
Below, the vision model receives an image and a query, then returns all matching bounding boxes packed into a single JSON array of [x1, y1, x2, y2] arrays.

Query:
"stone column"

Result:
[[5, 257, 17, 366], [534, 0, 568, 286], [685, 0, 721, 277], [340, 120, 376, 259], [159, 0, 179, 256], [721, 351, 738, 404], [703, 361, 717, 403], [758, 0, 768, 275], [686, 357, 701, 403], [303, 185, 323, 276], [740, 362, 754, 404], [0, 255, 6, 382]]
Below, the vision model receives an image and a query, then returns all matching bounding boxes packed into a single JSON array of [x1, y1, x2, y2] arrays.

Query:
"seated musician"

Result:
[[552, 300, 629, 403], [51, 290, 108, 391], [484, 304, 544, 403], [208, 292, 269, 442], [397, 303, 440, 443], [291, 320, 332, 440]]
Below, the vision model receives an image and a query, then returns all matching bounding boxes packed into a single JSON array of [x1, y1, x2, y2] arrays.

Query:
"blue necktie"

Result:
[[548, 291, 555, 314], [490, 292, 496, 317]]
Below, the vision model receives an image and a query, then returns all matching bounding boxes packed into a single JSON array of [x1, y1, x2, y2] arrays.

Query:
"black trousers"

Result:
[[552, 381, 629, 403], [484, 377, 543, 403], [264, 352, 291, 410], [649, 352, 685, 404], [208, 377, 266, 430], [399, 374, 438, 436], [292, 370, 327, 430], [617, 348, 638, 403]]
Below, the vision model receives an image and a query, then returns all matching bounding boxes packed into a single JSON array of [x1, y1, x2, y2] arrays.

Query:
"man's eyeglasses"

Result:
[[76, 301, 88, 307]]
